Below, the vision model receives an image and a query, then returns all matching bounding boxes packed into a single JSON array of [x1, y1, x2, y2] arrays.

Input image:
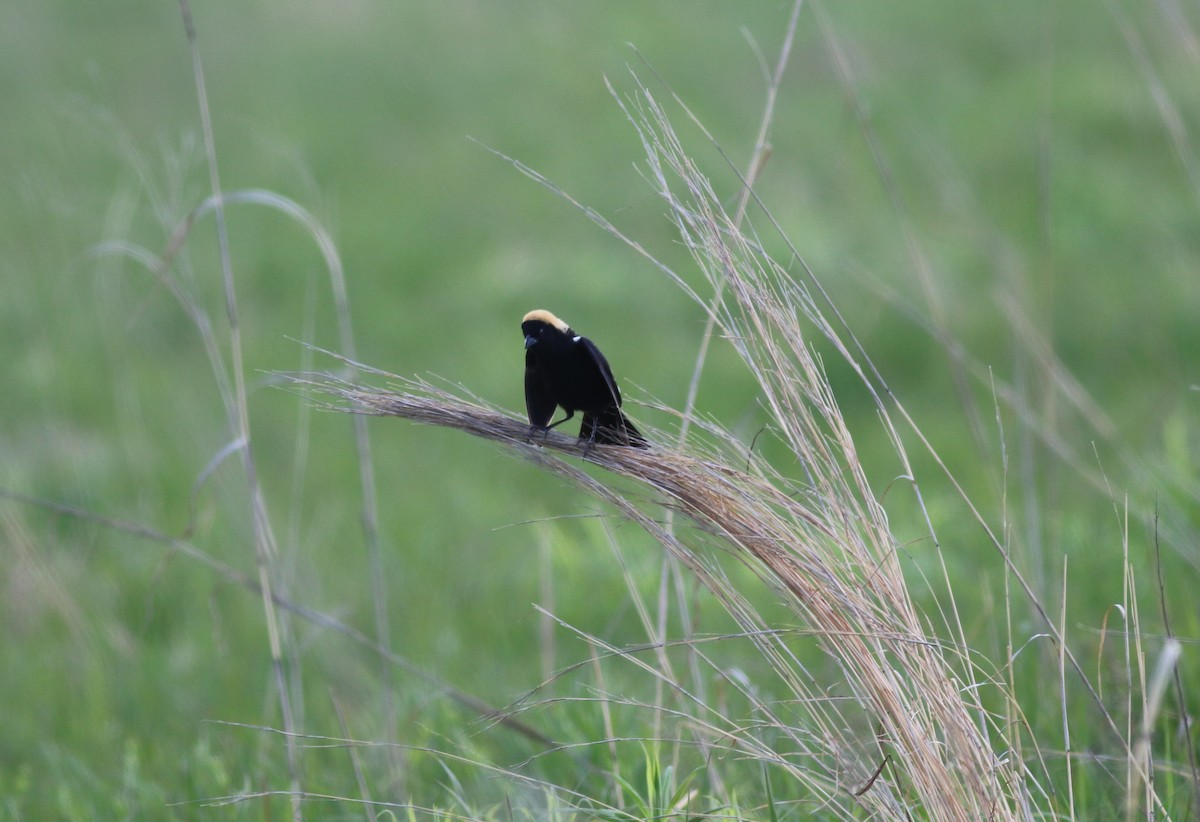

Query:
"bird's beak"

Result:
[[524, 335, 537, 349]]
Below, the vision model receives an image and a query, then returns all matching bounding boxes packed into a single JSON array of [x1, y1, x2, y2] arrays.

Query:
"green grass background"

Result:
[[2, 0, 1199, 817]]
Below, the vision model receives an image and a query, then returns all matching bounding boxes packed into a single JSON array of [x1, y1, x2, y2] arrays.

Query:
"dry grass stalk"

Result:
[[292, 81, 1030, 818]]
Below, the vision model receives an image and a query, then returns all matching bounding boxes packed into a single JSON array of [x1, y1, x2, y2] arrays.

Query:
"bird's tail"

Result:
[[581, 407, 647, 448]]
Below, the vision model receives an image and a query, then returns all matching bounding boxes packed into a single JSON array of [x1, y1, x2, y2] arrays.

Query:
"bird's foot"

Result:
[[527, 425, 552, 444]]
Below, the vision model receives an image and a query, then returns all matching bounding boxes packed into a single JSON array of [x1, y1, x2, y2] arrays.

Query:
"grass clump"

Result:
[[297, 79, 1053, 818]]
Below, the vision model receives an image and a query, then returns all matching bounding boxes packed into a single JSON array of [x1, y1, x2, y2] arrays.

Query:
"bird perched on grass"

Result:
[[521, 309, 647, 447]]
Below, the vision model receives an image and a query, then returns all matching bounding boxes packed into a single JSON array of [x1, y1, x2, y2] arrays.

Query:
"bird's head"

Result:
[[521, 309, 573, 349]]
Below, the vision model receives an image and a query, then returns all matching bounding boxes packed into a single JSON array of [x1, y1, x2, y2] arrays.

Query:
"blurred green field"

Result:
[[2, 1, 1199, 818]]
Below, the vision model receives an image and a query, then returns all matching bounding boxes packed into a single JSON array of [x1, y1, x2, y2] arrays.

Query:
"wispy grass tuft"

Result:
[[292, 77, 1043, 816]]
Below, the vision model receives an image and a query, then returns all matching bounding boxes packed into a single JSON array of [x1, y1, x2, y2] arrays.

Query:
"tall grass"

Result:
[[297, 76, 1081, 817]]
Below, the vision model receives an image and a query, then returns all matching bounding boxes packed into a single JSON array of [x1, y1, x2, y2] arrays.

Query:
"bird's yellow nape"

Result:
[[522, 309, 569, 331]]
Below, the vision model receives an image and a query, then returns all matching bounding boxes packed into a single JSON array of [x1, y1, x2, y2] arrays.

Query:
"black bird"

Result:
[[521, 309, 646, 447]]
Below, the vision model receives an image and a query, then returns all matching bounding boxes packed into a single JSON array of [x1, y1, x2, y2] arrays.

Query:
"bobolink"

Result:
[[521, 309, 646, 447]]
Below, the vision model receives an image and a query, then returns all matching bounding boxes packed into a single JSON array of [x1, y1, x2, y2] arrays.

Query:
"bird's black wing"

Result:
[[524, 356, 558, 429], [576, 336, 622, 408]]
